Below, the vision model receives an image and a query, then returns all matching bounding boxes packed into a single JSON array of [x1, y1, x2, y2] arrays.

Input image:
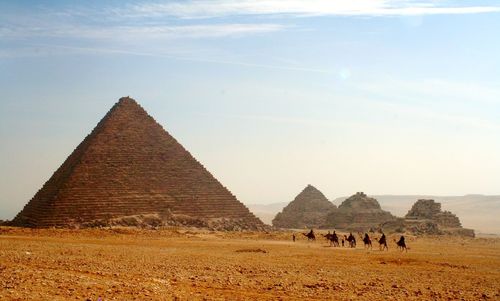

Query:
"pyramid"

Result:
[[402, 199, 474, 236], [272, 185, 336, 229], [325, 192, 395, 231], [11, 97, 264, 229]]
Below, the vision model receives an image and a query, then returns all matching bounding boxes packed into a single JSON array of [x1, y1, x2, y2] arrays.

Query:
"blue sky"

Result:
[[1, 1, 500, 230]]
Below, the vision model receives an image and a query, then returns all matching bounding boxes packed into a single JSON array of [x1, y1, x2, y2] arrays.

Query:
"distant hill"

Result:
[[247, 202, 288, 225], [248, 195, 500, 234]]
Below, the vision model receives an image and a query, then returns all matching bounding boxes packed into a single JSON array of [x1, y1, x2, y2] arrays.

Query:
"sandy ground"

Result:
[[0, 227, 499, 300]]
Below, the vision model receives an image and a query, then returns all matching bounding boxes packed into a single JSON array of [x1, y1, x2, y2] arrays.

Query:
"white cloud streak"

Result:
[[350, 78, 500, 131], [199, 77, 500, 133], [3, 1, 498, 41], [0, 24, 285, 40], [371, 99, 500, 131], [130, 0, 500, 19], [358, 78, 500, 106], [16, 44, 332, 74]]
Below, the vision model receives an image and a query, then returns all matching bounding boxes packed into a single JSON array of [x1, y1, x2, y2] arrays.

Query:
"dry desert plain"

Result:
[[0, 227, 499, 300]]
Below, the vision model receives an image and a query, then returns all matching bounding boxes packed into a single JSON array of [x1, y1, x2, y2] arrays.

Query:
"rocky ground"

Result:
[[0, 227, 499, 300]]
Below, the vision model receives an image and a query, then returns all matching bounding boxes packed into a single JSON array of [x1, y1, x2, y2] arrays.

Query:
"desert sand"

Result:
[[0, 227, 499, 300]]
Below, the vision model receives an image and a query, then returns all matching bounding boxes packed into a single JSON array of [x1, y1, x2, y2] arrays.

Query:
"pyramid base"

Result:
[[62, 213, 270, 231]]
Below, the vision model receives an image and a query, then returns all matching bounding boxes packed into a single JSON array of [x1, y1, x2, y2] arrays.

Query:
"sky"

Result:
[[1, 1, 500, 229]]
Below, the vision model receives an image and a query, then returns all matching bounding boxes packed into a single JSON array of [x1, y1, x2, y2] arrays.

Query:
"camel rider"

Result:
[[379, 232, 388, 250], [397, 235, 407, 251], [397, 235, 405, 246]]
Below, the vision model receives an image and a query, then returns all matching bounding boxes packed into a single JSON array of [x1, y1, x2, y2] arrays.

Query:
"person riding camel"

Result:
[[302, 229, 316, 241], [396, 235, 407, 251], [379, 233, 388, 251], [347, 232, 356, 248], [363, 233, 372, 249]]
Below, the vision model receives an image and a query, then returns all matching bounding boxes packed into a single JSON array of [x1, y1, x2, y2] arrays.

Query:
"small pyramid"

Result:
[[378, 199, 474, 237], [325, 192, 395, 231], [405, 199, 462, 228], [272, 185, 336, 229], [11, 97, 263, 229]]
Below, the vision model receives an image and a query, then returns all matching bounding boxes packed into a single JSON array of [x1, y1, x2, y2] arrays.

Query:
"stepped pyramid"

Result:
[[11, 97, 264, 229], [401, 199, 474, 237], [325, 192, 395, 231], [272, 185, 336, 229]]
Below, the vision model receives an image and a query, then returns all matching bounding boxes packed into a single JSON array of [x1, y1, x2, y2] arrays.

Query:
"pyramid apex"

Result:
[[118, 96, 137, 104], [305, 184, 317, 190], [299, 184, 325, 197]]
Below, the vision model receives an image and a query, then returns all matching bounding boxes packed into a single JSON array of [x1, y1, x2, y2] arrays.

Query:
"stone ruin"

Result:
[[272, 185, 336, 229], [9, 97, 265, 230], [404, 199, 474, 237], [325, 192, 396, 231], [406, 199, 462, 227]]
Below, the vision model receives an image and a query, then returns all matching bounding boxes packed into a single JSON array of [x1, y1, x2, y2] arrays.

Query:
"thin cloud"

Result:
[[358, 78, 500, 106], [228, 100, 500, 132], [376, 100, 500, 131], [352, 80, 500, 132], [130, 0, 500, 19], [0, 24, 286, 40], [22, 44, 332, 74]]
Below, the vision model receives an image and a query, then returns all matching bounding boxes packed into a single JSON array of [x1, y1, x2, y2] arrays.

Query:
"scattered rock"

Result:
[[235, 248, 268, 254]]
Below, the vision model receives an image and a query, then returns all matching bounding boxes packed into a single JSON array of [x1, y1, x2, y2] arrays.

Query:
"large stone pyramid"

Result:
[[272, 185, 336, 229], [11, 97, 263, 229]]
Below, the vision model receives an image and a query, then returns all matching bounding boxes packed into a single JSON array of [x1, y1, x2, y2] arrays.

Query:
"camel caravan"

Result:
[[295, 229, 409, 252]]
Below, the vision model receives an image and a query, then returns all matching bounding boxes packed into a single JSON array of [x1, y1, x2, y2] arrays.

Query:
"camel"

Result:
[[362, 233, 372, 249], [346, 232, 356, 248], [378, 233, 388, 251], [302, 229, 316, 241], [395, 236, 408, 252], [322, 231, 340, 247], [331, 231, 340, 247], [322, 233, 333, 246]]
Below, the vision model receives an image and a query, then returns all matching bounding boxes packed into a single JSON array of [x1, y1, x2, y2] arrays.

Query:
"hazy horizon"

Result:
[[1, 1, 499, 230]]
